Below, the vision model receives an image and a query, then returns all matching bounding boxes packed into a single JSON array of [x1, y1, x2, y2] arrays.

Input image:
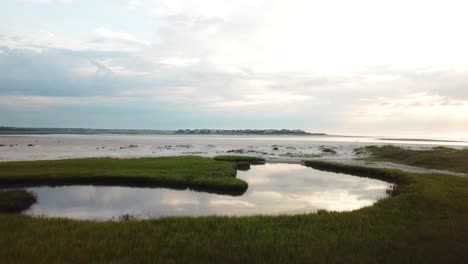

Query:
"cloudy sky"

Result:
[[1, 0, 467, 138]]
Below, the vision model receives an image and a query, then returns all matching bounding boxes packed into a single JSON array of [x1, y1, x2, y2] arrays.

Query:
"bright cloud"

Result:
[[95, 27, 151, 46], [21, 0, 73, 3], [0, 0, 467, 137]]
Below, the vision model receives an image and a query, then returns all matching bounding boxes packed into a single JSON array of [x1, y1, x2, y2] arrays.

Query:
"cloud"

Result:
[[1, 0, 468, 136], [21, 0, 73, 3], [350, 93, 467, 121], [157, 57, 200, 67], [94, 27, 151, 46], [338, 92, 468, 137]]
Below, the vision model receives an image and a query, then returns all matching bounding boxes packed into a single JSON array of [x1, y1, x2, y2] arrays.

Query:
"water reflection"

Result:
[[24, 164, 391, 220]]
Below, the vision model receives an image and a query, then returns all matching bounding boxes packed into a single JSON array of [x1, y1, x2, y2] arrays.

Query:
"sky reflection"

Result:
[[24, 164, 391, 220]]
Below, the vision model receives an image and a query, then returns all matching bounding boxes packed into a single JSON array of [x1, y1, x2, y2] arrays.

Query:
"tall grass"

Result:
[[1, 161, 468, 263], [0, 189, 36, 213]]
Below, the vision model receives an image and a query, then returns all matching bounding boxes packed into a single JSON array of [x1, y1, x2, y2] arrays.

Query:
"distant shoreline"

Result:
[[0, 127, 326, 136], [1, 127, 465, 143], [378, 138, 467, 143]]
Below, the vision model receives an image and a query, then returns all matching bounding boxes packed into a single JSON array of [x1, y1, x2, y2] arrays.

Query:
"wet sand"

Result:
[[0, 134, 466, 177]]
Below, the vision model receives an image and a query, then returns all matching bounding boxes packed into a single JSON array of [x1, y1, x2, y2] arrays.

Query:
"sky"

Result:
[[1, 0, 468, 138]]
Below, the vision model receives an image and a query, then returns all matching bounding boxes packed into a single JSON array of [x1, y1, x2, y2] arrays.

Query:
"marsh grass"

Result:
[[0, 189, 37, 213], [213, 155, 266, 164], [304, 160, 407, 186], [235, 162, 251, 171], [319, 145, 337, 154], [363, 145, 468, 173], [0, 156, 247, 195], [1, 161, 468, 263]]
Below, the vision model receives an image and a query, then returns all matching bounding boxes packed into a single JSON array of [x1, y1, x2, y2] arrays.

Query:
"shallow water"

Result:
[[23, 164, 392, 220]]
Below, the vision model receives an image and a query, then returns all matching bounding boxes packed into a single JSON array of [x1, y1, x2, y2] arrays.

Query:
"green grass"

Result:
[[213, 155, 266, 164], [363, 145, 468, 173], [0, 189, 36, 213], [1, 160, 468, 263], [0, 156, 247, 195]]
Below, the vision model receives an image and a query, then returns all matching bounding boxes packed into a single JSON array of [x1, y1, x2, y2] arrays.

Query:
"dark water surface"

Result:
[[24, 164, 391, 220]]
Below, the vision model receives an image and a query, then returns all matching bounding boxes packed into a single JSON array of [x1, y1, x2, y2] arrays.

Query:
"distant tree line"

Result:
[[0, 126, 325, 136], [174, 129, 323, 135]]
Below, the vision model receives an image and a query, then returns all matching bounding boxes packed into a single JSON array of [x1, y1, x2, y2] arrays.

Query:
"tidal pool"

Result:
[[23, 164, 392, 220]]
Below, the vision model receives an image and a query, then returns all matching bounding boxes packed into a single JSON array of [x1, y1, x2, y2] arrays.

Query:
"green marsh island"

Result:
[[0, 156, 248, 195]]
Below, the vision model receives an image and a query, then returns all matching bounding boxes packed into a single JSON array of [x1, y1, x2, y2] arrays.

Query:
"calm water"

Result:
[[24, 164, 392, 220]]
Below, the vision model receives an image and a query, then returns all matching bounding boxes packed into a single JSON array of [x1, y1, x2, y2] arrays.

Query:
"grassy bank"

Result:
[[213, 155, 266, 171], [0, 156, 247, 195], [304, 160, 406, 190], [1, 161, 468, 263], [0, 189, 36, 213], [363, 145, 468, 173]]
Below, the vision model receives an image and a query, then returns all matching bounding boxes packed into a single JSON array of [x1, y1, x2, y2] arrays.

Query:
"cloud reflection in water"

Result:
[[25, 164, 391, 220]]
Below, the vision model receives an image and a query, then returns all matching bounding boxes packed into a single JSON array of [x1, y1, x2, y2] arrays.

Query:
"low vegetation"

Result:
[[319, 145, 337, 154], [213, 155, 266, 164], [213, 155, 265, 172], [0, 156, 247, 195], [363, 145, 468, 173], [0, 189, 37, 213], [1, 158, 468, 263], [304, 160, 406, 193], [235, 162, 251, 171]]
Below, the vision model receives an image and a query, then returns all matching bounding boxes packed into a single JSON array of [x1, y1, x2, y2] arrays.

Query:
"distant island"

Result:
[[174, 129, 325, 135], [0, 126, 326, 136]]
